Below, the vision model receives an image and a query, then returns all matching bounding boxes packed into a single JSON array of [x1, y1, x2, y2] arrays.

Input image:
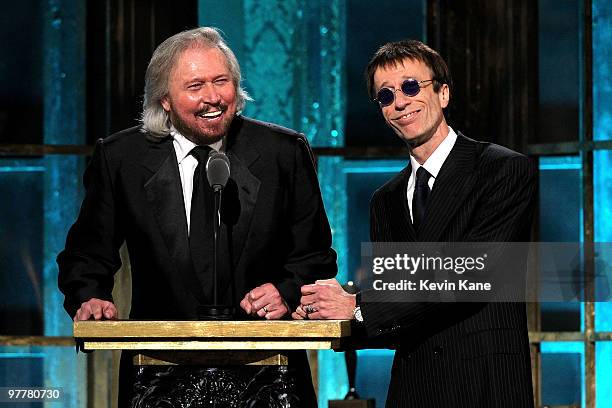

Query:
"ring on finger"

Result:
[[304, 304, 317, 314], [263, 306, 269, 313]]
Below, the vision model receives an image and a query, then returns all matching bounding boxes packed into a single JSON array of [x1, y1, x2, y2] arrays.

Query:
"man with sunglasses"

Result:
[[294, 40, 536, 407]]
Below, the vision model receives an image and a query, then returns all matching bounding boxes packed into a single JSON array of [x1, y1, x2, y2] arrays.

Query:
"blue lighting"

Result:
[[539, 163, 582, 171], [598, 343, 612, 407], [541, 341, 585, 407], [343, 166, 405, 174], [0, 166, 45, 172], [538, 156, 581, 171], [343, 159, 407, 175], [594, 1, 612, 407], [541, 341, 583, 353], [355, 349, 394, 402], [0, 352, 45, 359], [39, 1, 87, 406]]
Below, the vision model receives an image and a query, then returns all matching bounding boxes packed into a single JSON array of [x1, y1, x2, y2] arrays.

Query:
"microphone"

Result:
[[206, 151, 230, 192]]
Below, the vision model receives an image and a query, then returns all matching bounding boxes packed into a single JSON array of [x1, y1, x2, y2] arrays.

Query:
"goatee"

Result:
[[169, 107, 233, 145]]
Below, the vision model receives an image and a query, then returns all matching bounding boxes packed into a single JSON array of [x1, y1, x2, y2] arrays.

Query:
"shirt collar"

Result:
[[170, 126, 224, 164], [409, 126, 458, 180]]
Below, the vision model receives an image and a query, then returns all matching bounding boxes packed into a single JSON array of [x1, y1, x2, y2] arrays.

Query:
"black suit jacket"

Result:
[[363, 133, 536, 407], [57, 115, 337, 320]]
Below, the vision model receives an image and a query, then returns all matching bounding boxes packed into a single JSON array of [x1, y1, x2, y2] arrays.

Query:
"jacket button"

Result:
[[433, 346, 443, 356]]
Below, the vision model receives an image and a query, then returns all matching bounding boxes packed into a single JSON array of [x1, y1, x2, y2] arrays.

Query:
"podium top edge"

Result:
[[73, 319, 352, 339]]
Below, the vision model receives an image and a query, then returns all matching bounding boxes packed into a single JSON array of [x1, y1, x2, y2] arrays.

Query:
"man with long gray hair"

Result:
[[58, 27, 336, 406]]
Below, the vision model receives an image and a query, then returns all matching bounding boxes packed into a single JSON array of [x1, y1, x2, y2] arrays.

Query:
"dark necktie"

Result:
[[412, 166, 432, 232], [189, 146, 214, 280]]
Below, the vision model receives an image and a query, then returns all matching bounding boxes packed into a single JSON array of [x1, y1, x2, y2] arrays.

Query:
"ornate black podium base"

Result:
[[131, 365, 301, 408]]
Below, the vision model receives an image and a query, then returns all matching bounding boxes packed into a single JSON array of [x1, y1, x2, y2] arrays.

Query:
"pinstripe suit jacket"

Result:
[[363, 133, 536, 407]]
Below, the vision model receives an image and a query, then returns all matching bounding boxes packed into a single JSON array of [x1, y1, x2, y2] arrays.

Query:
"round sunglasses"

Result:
[[374, 78, 436, 107]]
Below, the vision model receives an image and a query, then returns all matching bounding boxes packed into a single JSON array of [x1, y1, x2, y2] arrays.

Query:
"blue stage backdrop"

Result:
[[0, 0, 611, 407]]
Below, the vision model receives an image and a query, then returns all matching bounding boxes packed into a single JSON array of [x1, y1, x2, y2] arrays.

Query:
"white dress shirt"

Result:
[[171, 127, 223, 234], [406, 127, 458, 223]]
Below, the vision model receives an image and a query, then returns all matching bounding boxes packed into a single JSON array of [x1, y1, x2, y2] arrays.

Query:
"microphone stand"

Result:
[[197, 185, 235, 321], [213, 186, 221, 306]]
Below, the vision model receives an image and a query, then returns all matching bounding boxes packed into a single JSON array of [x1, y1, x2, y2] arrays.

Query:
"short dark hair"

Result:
[[365, 39, 452, 100]]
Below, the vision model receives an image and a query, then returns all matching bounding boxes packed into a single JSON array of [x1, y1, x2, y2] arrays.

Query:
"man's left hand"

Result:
[[295, 279, 356, 320], [239, 283, 289, 319]]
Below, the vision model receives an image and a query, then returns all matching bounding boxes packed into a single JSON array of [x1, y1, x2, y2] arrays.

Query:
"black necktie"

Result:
[[412, 166, 432, 231], [189, 146, 214, 280]]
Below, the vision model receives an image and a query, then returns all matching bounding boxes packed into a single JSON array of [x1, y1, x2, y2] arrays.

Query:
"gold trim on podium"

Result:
[[84, 340, 340, 350], [75, 320, 349, 339], [133, 351, 289, 366], [74, 320, 351, 353]]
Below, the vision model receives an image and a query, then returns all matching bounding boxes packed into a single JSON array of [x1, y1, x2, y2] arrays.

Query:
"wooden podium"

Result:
[[74, 320, 351, 406]]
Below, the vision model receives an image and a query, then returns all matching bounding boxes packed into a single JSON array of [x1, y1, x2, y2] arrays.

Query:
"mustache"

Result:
[[196, 104, 228, 116]]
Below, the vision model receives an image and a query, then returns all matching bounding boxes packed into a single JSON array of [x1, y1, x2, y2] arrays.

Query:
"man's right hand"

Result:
[[73, 298, 118, 321]]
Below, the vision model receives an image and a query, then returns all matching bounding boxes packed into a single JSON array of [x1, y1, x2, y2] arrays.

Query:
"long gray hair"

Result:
[[141, 27, 251, 138]]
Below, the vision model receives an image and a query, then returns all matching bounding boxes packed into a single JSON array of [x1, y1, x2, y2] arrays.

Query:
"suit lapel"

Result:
[[223, 117, 261, 270], [418, 133, 478, 241], [141, 138, 207, 301], [382, 165, 417, 242], [225, 152, 260, 266]]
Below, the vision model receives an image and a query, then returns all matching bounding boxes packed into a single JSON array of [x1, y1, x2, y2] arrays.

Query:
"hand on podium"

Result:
[[239, 283, 289, 320], [292, 279, 356, 320], [73, 298, 118, 321]]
